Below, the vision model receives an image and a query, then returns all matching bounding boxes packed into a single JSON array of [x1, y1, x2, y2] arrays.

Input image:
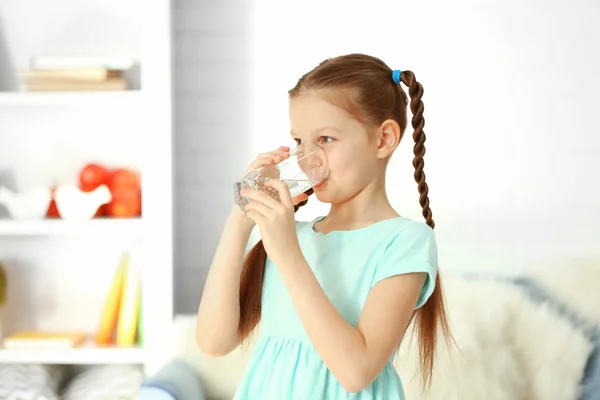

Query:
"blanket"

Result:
[[394, 274, 593, 400]]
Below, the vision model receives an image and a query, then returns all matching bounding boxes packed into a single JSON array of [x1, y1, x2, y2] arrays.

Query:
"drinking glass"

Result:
[[233, 143, 329, 210]]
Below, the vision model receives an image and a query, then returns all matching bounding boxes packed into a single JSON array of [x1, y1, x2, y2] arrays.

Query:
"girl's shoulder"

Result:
[[294, 215, 432, 240]]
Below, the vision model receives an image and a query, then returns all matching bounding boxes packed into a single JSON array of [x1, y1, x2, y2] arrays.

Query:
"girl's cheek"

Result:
[[323, 148, 338, 168], [326, 152, 348, 172], [324, 154, 336, 173]]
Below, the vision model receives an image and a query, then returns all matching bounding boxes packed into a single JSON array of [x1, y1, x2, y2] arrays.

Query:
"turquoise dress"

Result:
[[234, 216, 438, 400]]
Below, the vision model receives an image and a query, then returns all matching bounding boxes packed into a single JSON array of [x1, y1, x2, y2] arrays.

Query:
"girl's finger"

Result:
[[244, 210, 265, 225], [265, 179, 293, 209], [244, 201, 272, 217], [250, 148, 290, 169], [244, 189, 280, 210], [250, 155, 278, 169], [271, 146, 290, 156], [259, 147, 289, 160]]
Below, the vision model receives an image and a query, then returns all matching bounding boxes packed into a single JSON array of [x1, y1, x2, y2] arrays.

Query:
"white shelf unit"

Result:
[[0, 91, 143, 107], [0, 342, 145, 365], [0, 0, 174, 376], [0, 218, 143, 236]]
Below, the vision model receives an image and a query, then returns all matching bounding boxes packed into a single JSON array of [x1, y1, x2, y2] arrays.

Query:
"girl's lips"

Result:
[[314, 180, 326, 189]]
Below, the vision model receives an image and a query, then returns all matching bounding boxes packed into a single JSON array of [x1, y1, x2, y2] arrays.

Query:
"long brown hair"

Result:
[[239, 53, 451, 389]]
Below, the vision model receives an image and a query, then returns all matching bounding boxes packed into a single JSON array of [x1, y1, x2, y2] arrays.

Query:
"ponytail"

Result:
[[238, 190, 313, 342], [401, 70, 453, 389]]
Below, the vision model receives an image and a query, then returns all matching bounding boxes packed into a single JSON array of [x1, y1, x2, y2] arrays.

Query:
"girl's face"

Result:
[[289, 93, 383, 204]]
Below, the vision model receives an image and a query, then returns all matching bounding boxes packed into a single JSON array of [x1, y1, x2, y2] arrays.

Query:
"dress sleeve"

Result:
[[372, 222, 438, 309]]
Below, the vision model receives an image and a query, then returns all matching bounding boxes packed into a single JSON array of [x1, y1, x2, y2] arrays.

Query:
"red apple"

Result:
[[105, 187, 141, 218], [79, 163, 110, 192], [107, 168, 140, 192]]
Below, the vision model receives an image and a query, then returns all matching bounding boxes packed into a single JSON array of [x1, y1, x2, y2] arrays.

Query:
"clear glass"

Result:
[[234, 143, 329, 210]]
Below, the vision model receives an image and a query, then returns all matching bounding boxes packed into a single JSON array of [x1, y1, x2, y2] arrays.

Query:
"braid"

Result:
[[239, 186, 314, 342], [401, 71, 434, 229], [294, 188, 313, 212]]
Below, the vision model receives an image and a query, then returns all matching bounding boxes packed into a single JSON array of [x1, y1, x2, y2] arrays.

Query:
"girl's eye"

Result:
[[294, 137, 332, 145]]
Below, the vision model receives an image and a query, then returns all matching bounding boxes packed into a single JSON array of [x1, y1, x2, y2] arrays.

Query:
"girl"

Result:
[[196, 53, 451, 399]]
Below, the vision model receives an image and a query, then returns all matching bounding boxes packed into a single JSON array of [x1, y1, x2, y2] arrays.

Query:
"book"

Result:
[[20, 68, 122, 83], [137, 287, 144, 346], [29, 57, 135, 71], [116, 249, 141, 347], [3, 331, 86, 349], [24, 77, 128, 92], [95, 252, 130, 345]]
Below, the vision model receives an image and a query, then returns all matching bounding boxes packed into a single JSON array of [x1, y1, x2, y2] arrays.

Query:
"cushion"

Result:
[[140, 386, 177, 400], [0, 364, 64, 400], [171, 315, 254, 400], [526, 258, 600, 326], [394, 274, 593, 400], [515, 259, 600, 400], [61, 365, 142, 400], [142, 360, 206, 400]]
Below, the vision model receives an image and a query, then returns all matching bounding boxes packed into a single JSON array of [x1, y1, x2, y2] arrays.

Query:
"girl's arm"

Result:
[[196, 146, 294, 356], [279, 259, 426, 393], [195, 209, 255, 356]]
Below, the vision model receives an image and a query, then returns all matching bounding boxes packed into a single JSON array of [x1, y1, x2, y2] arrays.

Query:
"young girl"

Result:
[[196, 53, 451, 399]]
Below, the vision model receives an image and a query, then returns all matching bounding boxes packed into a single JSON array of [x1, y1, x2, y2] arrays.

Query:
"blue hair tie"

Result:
[[391, 69, 402, 84]]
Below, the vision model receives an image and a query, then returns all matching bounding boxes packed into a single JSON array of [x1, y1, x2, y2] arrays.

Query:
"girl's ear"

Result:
[[376, 119, 401, 159]]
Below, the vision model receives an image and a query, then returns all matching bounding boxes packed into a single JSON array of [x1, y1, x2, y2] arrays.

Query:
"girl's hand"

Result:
[[244, 146, 290, 175], [231, 146, 309, 223], [230, 146, 291, 223], [242, 179, 306, 268]]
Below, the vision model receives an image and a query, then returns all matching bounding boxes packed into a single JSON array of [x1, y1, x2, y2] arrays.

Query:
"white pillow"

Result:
[[61, 365, 142, 400], [171, 315, 253, 400], [527, 258, 600, 326], [0, 364, 64, 400]]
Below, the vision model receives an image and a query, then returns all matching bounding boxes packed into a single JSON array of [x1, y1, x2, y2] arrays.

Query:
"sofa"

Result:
[[170, 259, 600, 400]]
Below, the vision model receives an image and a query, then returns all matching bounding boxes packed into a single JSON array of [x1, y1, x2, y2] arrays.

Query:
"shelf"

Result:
[[0, 218, 143, 236], [0, 344, 145, 365], [0, 91, 143, 107], [0, 0, 174, 375]]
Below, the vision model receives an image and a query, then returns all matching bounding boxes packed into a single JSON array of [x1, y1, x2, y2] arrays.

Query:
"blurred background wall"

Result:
[[175, 0, 600, 313], [172, 0, 253, 313]]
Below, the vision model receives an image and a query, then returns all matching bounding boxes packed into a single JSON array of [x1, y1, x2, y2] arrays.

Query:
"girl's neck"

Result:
[[321, 182, 399, 232]]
